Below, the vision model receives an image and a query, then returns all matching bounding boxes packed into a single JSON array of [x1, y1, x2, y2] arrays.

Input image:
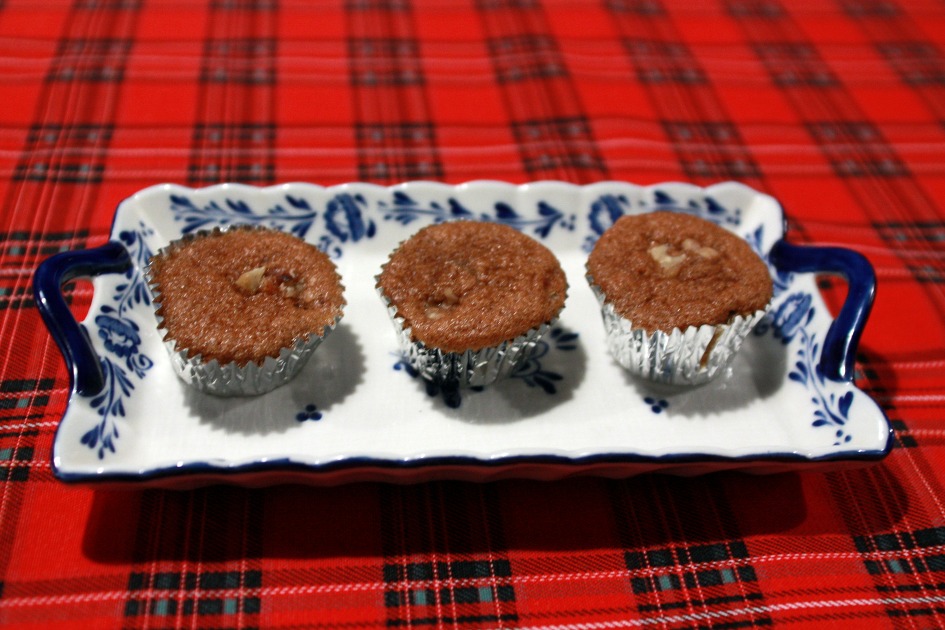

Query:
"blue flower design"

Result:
[[319, 193, 377, 258], [752, 286, 855, 444], [378, 193, 575, 240], [588, 194, 630, 237], [644, 397, 669, 414], [772, 292, 813, 344], [84, 226, 154, 458], [95, 314, 140, 358], [296, 404, 323, 422], [511, 328, 578, 393], [393, 327, 579, 407], [169, 193, 317, 238]]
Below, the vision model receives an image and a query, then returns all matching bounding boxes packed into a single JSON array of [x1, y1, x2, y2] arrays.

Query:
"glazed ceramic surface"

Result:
[[36, 181, 892, 486]]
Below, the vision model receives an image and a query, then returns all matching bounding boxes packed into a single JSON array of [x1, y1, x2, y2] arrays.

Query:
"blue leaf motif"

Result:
[[449, 199, 474, 218], [588, 194, 628, 237], [838, 391, 853, 419], [705, 197, 726, 216], [494, 203, 518, 220], [654, 190, 675, 205], [771, 292, 813, 343], [324, 193, 375, 248], [784, 319, 857, 443]]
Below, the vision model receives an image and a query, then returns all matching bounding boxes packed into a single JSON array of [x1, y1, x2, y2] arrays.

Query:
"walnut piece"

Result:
[[649, 244, 686, 276], [235, 266, 266, 294]]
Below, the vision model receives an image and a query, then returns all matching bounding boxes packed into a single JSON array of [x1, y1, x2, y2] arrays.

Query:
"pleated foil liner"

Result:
[[160, 327, 336, 396], [377, 286, 557, 388], [146, 226, 343, 397], [588, 281, 767, 386]]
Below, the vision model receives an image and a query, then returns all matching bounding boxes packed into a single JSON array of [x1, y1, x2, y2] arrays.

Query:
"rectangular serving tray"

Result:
[[35, 181, 892, 487]]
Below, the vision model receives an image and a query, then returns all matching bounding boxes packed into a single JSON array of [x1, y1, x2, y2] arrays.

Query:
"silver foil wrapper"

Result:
[[588, 281, 766, 385], [377, 285, 556, 388], [147, 226, 342, 397], [160, 330, 335, 396]]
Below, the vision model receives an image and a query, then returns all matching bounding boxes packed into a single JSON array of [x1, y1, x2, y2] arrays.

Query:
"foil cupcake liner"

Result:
[[588, 280, 767, 386], [376, 283, 558, 388], [159, 326, 337, 396], [147, 226, 343, 397]]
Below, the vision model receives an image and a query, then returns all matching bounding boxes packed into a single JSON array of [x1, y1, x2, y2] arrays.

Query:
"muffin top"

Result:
[[149, 226, 345, 366], [376, 221, 567, 353], [586, 211, 772, 332]]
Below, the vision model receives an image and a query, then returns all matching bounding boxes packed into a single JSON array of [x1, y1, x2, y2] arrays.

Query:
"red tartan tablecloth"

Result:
[[2, 0, 944, 627]]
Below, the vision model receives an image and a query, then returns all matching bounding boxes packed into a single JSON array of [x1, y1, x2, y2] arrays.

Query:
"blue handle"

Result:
[[769, 240, 876, 382], [33, 241, 132, 397]]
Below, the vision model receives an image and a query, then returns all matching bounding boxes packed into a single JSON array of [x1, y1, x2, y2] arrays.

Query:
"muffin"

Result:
[[376, 221, 567, 387], [586, 211, 772, 384], [147, 225, 345, 396]]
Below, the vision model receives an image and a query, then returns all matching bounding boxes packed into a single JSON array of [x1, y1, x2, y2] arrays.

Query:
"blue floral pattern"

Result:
[[644, 397, 669, 414], [170, 193, 317, 239], [394, 327, 579, 408], [319, 193, 376, 258], [584, 189, 745, 251], [296, 404, 323, 422], [512, 328, 578, 394], [378, 192, 576, 239], [85, 226, 154, 458], [169, 189, 582, 257], [761, 291, 854, 445]]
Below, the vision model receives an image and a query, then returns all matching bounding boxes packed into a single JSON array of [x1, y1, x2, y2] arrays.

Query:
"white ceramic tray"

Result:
[[35, 181, 892, 487]]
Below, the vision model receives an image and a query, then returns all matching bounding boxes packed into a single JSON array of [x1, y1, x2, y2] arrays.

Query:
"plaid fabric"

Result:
[[2, 0, 945, 626]]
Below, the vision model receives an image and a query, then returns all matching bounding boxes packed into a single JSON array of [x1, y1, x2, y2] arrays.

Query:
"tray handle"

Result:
[[769, 240, 876, 383], [33, 241, 133, 397]]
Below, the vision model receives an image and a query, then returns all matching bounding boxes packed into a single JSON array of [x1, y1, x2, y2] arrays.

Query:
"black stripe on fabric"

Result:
[[387, 614, 519, 627], [604, 0, 666, 16], [47, 39, 132, 83], [0, 379, 55, 393], [625, 542, 758, 595], [638, 592, 764, 613], [353, 123, 444, 181], [200, 39, 276, 85], [210, 0, 276, 10], [856, 527, 945, 580], [0, 446, 33, 484], [661, 121, 761, 180], [856, 526, 945, 552], [876, 42, 945, 86], [622, 39, 707, 85], [725, 0, 785, 18], [75, 0, 143, 9], [14, 124, 114, 184], [349, 38, 424, 86], [841, 0, 901, 18], [379, 484, 518, 626], [346, 0, 410, 11], [0, 380, 54, 418], [878, 582, 945, 593], [609, 474, 771, 626], [188, 124, 276, 184], [510, 116, 607, 175], [487, 34, 567, 83], [474, 0, 540, 10], [805, 122, 909, 178], [751, 42, 839, 87], [889, 420, 917, 448]]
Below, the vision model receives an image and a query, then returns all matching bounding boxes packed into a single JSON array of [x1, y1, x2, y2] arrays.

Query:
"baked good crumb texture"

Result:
[[149, 227, 345, 366], [587, 211, 772, 333], [377, 221, 567, 353]]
